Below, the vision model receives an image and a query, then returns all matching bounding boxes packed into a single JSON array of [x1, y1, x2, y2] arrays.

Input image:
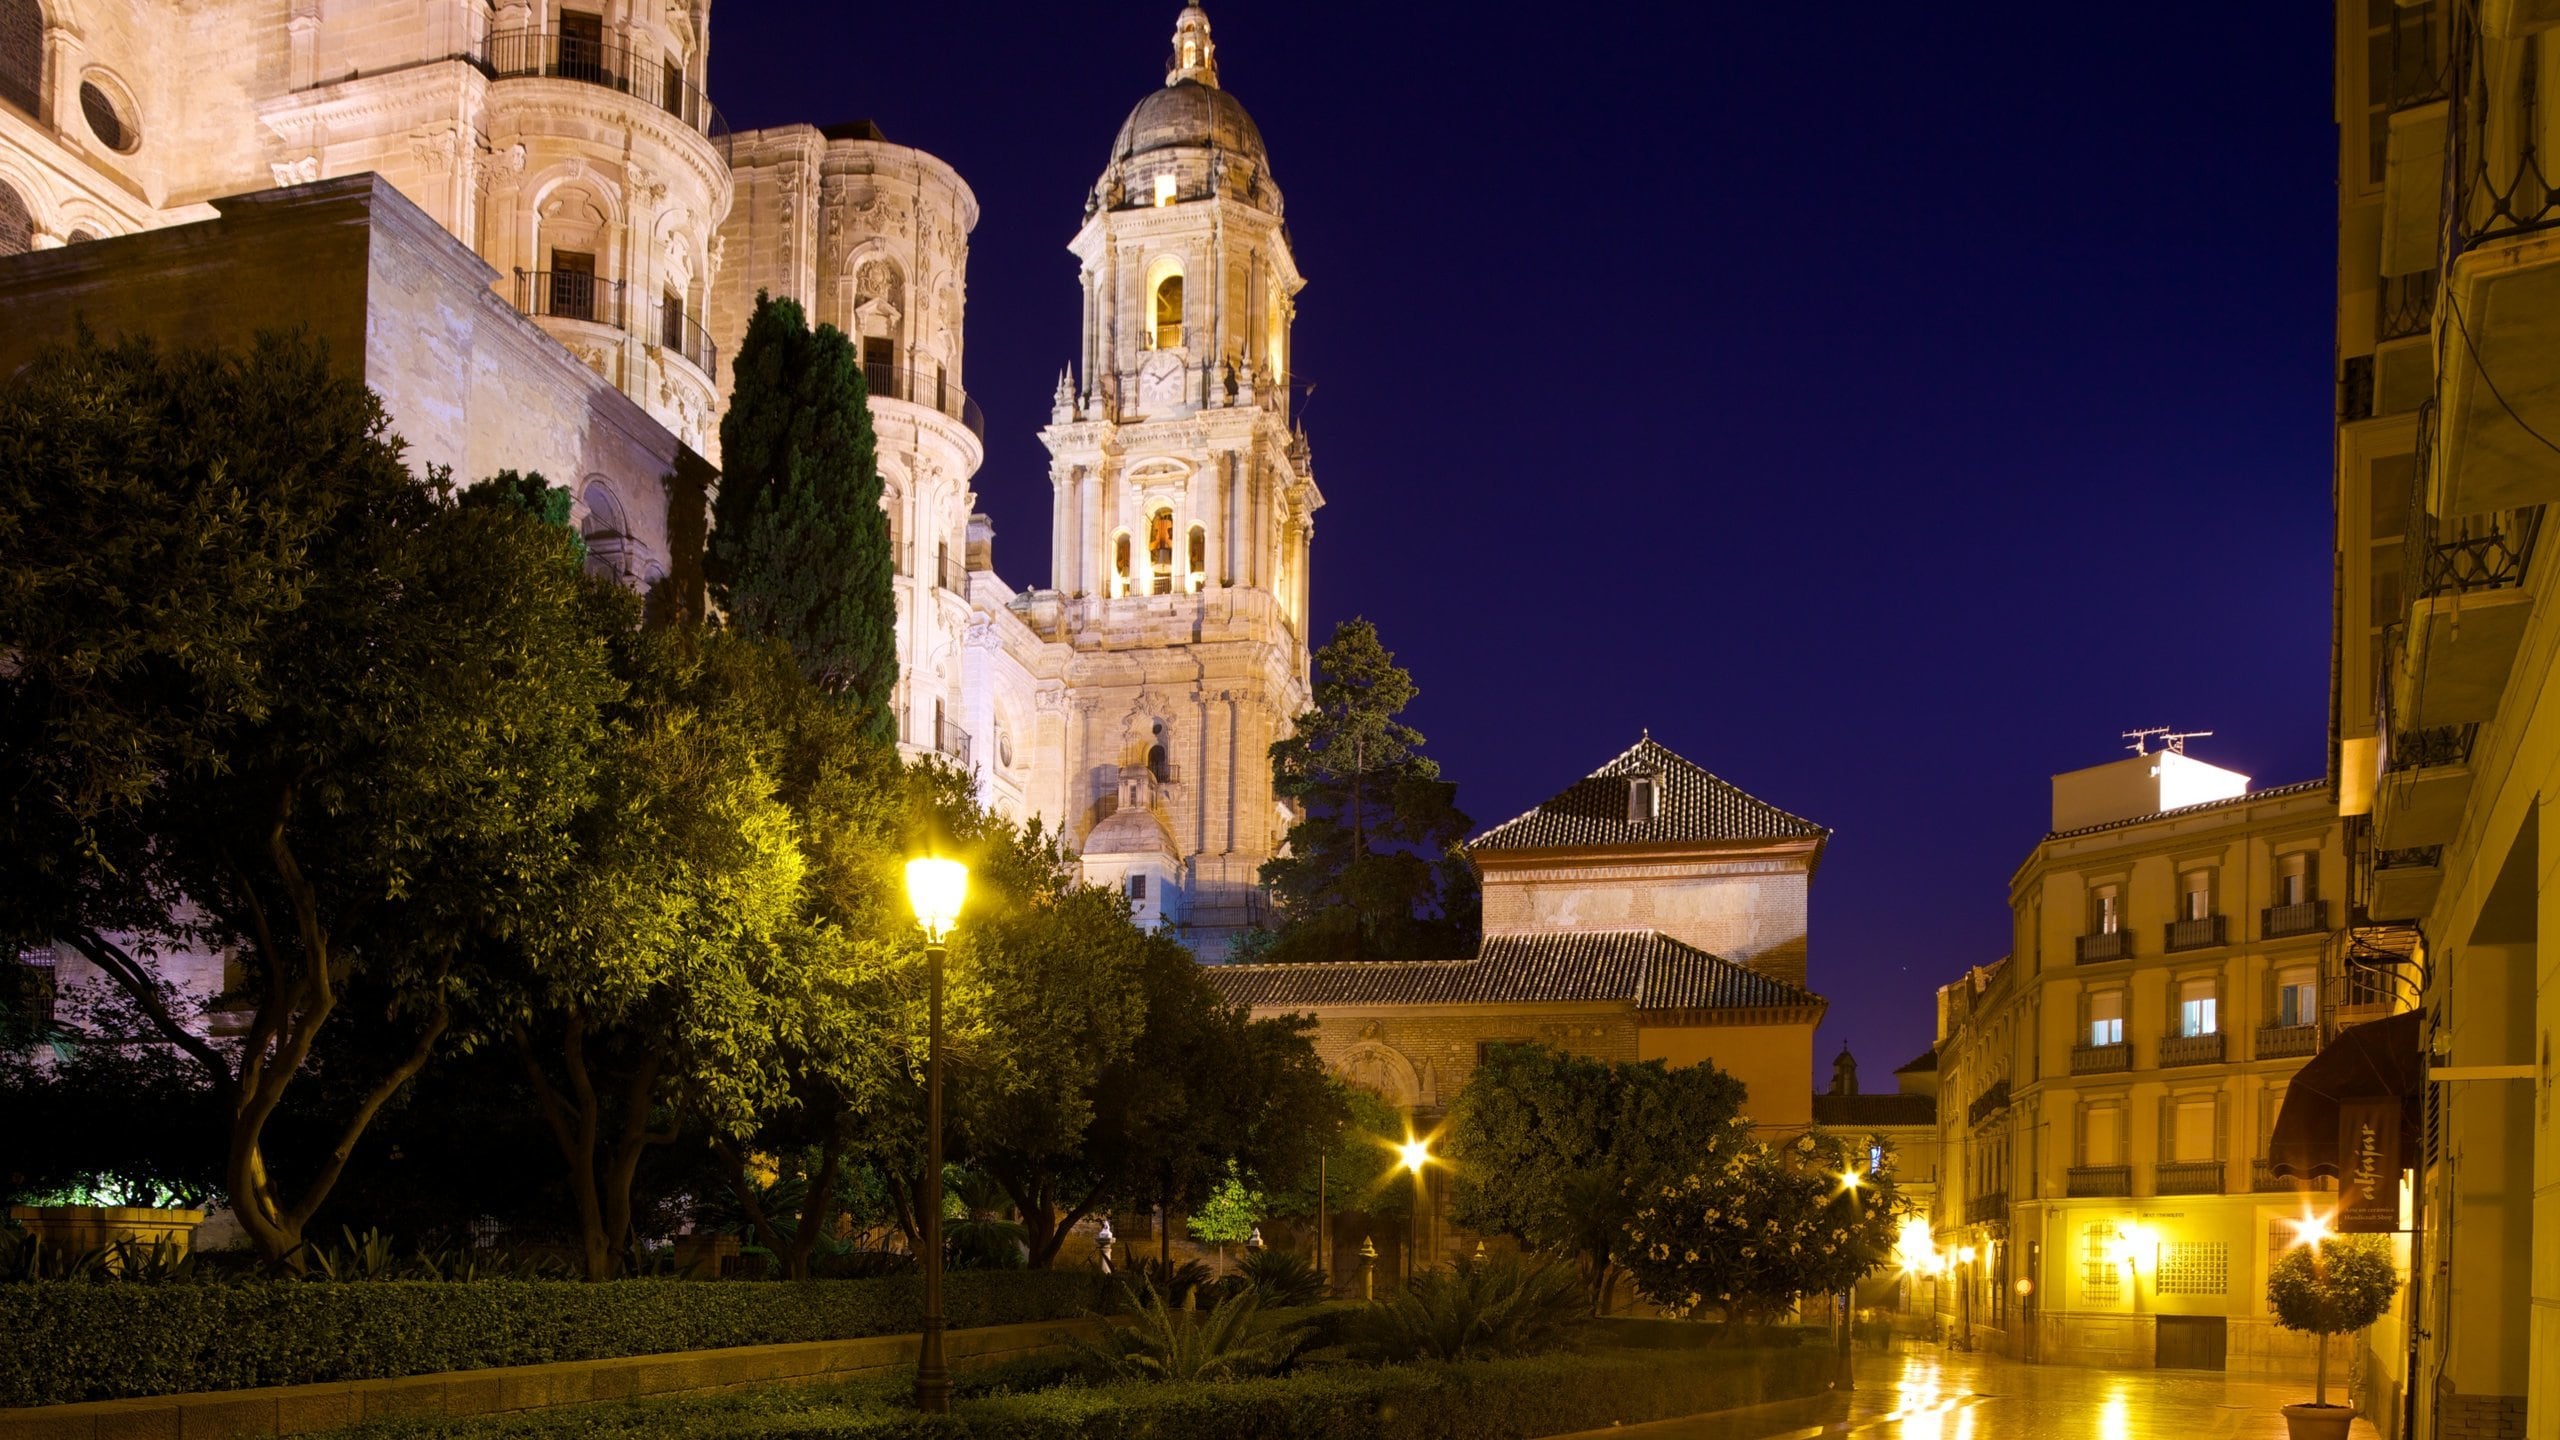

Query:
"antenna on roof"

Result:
[[2122, 727, 2169, 755], [2122, 726, 2213, 756], [2161, 729, 2213, 755]]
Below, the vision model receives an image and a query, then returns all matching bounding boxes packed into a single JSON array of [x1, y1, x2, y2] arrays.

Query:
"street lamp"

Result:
[[1397, 1136, 1431, 1274], [905, 856, 968, 1415]]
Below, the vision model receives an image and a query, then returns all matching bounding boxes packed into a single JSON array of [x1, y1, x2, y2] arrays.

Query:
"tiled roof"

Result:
[[1812, 1092, 1937, 1128], [1203, 929, 1822, 1014], [1891, 1048, 1939, 1075], [1469, 736, 1827, 854], [2043, 777, 2330, 841]]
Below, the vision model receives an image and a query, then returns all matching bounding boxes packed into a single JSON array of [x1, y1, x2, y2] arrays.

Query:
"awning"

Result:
[[2267, 1010, 2423, 1181]]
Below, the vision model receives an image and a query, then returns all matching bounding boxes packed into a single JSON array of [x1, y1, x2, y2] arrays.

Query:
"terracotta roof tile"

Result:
[[1203, 930, 1820, 1013], [1468, 736, 1827, 853]]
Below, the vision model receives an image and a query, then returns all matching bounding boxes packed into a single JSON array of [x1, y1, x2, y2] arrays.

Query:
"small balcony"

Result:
[[2069, 1041, 2130, 1075], [654, 301, 717, 384], [2075, 930, 2133, 965], [2367, 843, 2445, 923], [934, 552, 968, 594], [484, 29, 731, 160], [2255, 1023, 2320, 1061], [2373, 723, 2477, 850], [1967, 1079, 2010, 1128], [1965, 1192, 2007, 1227], [2390, 508, 2539, 728], [863, 359, 987, 441], [2157, 1031, 2226, 1069], [2163, 915, 2225, 953], [2261, 900, 2328, 939], [933, 717, 973, 766], [2155, 1161, 2226, 1196], [2066, 1165, 2131, 1198], [517, 269, 625, 331]]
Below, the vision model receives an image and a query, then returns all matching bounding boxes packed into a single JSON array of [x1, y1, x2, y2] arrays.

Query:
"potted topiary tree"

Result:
[[2267, 1232, 2400, 1440]]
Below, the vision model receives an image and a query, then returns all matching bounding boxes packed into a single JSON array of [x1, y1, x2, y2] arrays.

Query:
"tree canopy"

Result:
[[1256, 618, 1477, 963], [708, 293, 898, 737], [0, 329, 620, 1261], [1621, 1129, 1903, 1324], [1447, 1045, 1748, 1309]]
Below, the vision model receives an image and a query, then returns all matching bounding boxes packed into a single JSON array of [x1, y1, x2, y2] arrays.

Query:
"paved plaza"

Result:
[[1571, 1347, 2387, 1440]]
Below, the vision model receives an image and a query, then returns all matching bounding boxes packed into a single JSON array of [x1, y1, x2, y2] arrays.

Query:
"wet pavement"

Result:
[[1562, 1344, 2385, 1440]]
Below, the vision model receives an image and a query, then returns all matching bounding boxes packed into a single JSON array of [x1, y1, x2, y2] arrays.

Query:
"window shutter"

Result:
[[2215, 1092, 2229, 1163]]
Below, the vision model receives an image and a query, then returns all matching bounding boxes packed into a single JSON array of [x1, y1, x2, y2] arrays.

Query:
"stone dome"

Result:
[[1084, 803, 1177, 858], [1109, 79, 1267, 169]]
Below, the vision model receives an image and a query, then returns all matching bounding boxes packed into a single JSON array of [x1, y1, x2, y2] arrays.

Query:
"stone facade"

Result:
[[1929, 753, 2357, 1379]]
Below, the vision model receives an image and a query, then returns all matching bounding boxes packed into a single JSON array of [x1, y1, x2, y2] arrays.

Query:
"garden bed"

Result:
[[0, 1273, 1108, 1407], [320, 1345, 1838, 1440]]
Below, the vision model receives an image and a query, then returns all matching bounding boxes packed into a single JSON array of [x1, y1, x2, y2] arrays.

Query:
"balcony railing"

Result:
[[2377, 844, 2445, 872], [2069, 1041, 2130, 1075], [2385, 723, 2477, 773], [517, 269, 625, 330], [2065, 1165, 2131, 1198], [1964, 1192, 2007, 1227], [2447, 1, 2560, 252], [2155, 1161, 2226, 1196], [2262, 899, 2328, 938], [2412, 504, 2540, 596], [2164, 915, 2226, 953], [2157, 1031, 2226, 1069], [931, 552, 967, 594], [656, 302, 716, 381], [934, 717, 972, 766], [1967, 1080, 2010, 1128], [484, 29, 731, 160], [2075, 930, 2133, 964], [2256, 1023, 2320, 1061], [2378, 270, 2439, 343], [862, 360, 987, 441]]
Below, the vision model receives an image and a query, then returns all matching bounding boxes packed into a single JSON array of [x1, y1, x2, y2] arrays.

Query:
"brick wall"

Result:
[[2436, 1389, 2524, 1440]]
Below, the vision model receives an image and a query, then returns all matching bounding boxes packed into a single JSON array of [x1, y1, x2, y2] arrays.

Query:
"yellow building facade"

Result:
[[1932, 750, 2355, 1376], [2329, 5, 2556, 1438]]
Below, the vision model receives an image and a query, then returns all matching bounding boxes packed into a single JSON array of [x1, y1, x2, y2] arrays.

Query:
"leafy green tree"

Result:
[[1186, 1164, 1259, 1271], [2269, 1235, 2401, 1407], [1622, 1129, 1902, 1325], [0, 330, 619, 1262], [1260, 619, 1476, 962], [1448, 1045, 1748, 1310], [708, 293, 897, 736]]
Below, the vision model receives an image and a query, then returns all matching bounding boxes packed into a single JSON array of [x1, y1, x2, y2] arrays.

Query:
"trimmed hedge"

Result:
[[0, 1271, 1108, 1407], [335, 1346, 1839, 1440]]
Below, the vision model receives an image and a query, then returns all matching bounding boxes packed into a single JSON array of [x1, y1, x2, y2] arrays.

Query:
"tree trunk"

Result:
[[783, 1130, 848, 1280]]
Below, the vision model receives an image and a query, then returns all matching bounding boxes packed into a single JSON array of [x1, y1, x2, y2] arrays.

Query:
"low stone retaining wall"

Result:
[[0, 1315, 1099, 1440]]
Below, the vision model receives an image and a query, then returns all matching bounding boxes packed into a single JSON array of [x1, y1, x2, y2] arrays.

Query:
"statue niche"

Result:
[[1147, 508, 1175, 595]]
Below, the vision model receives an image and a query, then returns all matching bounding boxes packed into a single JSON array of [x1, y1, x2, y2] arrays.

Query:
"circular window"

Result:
[[997, 725, 1015, 769], [80, 81, 135, 154]]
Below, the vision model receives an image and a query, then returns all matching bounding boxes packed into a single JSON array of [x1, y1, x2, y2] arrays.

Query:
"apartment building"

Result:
[[2330, 3, 2555, 1437], [1934, 747, 2354, 1375]]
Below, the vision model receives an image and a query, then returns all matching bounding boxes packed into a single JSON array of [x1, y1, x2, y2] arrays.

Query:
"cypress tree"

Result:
[[708, 293, 898, 739]]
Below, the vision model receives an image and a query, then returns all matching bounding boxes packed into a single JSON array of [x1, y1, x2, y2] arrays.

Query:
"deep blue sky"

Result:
[[710, 4, 2338, 1084]]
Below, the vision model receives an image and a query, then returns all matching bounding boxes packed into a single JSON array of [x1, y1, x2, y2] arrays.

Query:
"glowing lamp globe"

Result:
[[905, 857, 969, 943], [1397, 1139, 1431, 1175]]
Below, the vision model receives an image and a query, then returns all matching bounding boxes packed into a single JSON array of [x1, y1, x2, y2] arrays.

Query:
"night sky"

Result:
[[709, 5, 2339, 1085]]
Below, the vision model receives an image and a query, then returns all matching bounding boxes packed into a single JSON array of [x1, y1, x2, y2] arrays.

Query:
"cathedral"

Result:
[[0, 1, 1309, 960]]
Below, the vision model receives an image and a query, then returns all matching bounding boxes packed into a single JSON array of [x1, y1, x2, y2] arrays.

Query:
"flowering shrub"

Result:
[[1621, 1129, 1900, 1324]]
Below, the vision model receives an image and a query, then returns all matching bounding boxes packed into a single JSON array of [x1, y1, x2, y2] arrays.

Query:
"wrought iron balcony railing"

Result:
[[2066, 1165, 2131, 1198], [656, 302, 716, 381], [484, 29, 731, 160], [1967, 1079, 2010, 1129], [2164, 915, 2225, 953], [517, 269, 625, 330], [934, 717, 972, 766], [863, 360, 987, 441], [2385, 724, 2477, 774], [2069, 1041, 2130, 1075], [2378, 270, 2439, 343], [2075, 930, 2133, 964], [1964, 1192, 2007, 1227], [2262, 899, 2328, 938], [2157, 1031, 2226, 1069], [2447, 0, 2560, 252], [2155, 1161, 2226, 1196], [2256, 1023, 2320, 1061]]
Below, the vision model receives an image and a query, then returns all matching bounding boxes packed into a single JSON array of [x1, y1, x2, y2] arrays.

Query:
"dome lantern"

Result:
[[1167, 5, 1217, 88]]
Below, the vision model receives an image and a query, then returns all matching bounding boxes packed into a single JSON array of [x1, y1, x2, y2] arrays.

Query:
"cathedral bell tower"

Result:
[[1037, 4, 1321, 959]]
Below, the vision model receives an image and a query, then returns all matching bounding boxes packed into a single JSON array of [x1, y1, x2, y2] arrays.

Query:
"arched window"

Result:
[[579, 481, 631, 582], [1152, 274, 1183, 350], [0, 181, 28, 258], [1146, 507, 1174, 595], [0, 0, 39, 121]]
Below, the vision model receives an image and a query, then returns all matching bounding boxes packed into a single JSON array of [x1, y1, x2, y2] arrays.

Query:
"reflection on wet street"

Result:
[[1568, 1344, 2386, 1440]]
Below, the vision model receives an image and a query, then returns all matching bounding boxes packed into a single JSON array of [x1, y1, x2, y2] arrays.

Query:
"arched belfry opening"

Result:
[[1152, 273, 1183, 350]]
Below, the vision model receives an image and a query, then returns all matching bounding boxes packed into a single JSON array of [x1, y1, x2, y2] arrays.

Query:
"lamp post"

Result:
[[905, 856, 968, 1415]]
